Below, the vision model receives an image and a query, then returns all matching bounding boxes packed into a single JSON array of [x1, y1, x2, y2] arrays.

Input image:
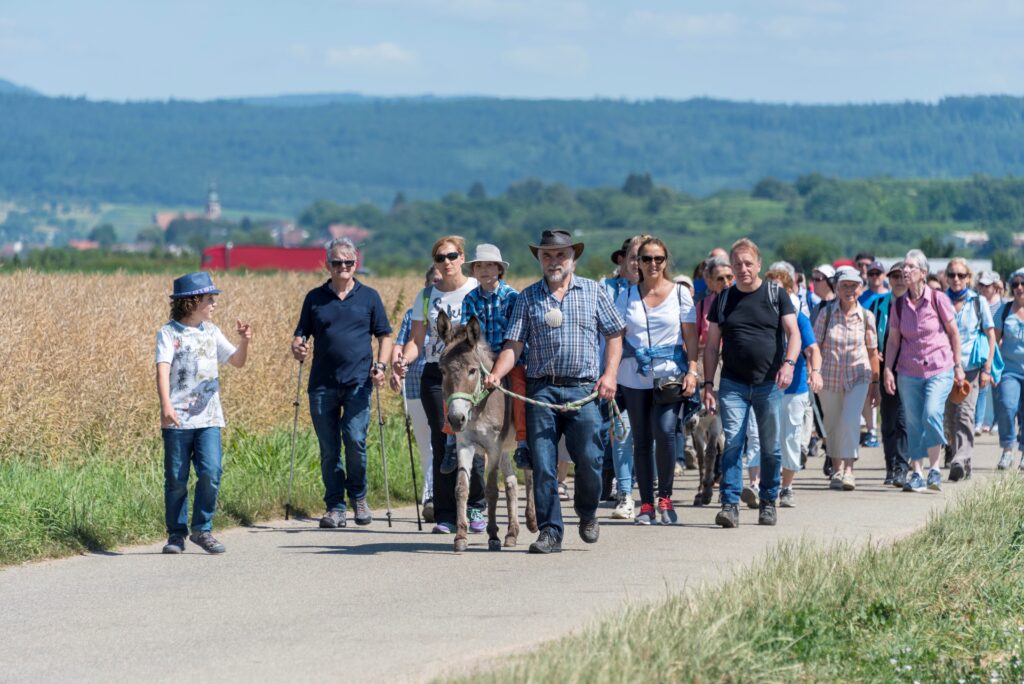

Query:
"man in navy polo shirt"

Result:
[[292, 238, 393, 528]]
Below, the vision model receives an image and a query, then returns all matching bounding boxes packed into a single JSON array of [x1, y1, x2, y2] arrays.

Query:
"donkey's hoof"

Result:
[[503, 535, 517, 548], [700, 490, 714, 506], [692, 493, 705, 507], [454, 538, 468, 553], [488, 538, 502, 551]]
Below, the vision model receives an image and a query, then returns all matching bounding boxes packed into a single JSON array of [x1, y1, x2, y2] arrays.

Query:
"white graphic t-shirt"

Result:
[[155, 320, 237, 429], [410, 278, 478, 363]]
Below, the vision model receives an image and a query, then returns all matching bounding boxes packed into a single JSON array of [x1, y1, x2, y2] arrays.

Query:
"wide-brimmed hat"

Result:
[[529, 229, 584, 260], [171, 271, 221, 299], [977, 270, 1000, 286], [610, 238, 631, 265], [465, 243, 509, 271]]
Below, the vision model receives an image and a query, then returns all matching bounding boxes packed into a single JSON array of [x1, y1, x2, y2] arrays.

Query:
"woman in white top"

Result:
[[616, 237, 699, 525], [395, 235, 483, 535]]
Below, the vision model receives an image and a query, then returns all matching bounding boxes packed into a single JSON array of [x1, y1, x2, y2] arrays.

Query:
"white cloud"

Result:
[[627, 10, 740, 40], [502, 44, 588, 75], [324, 41, 417, 68]]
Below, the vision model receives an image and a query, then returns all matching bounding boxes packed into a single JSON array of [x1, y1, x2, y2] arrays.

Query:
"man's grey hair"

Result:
[[905, 249, 929, 273], [325, 237, 358, 258], [704, 255, 730, 276]]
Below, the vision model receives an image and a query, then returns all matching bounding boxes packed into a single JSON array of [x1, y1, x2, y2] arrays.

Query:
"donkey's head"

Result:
[[437, 311, 490, 432]]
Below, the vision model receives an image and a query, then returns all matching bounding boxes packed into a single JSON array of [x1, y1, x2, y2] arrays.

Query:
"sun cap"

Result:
[[977, 270, 1000, 286], [867, 260, 885, 274], [464, 243, 509, 271], [171, 272, 221, 299], [812, 264, 836, 280], [834, 266, 863, 285]]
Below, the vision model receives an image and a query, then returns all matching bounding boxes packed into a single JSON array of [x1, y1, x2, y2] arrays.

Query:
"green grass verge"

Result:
[[0, 417, 421, 566], [450, 478, 1024, 683]]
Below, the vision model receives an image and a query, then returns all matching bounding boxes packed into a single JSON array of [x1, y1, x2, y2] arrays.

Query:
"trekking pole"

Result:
[[285, 337, 306, 520], [375, 385, 394, 528], [401, 384, 423, 531]]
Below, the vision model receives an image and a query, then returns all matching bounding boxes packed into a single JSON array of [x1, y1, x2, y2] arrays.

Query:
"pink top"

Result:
[[889, 287, 956, 378]]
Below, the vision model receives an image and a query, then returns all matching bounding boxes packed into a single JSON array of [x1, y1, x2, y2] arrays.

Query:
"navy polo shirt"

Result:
[[294, 279, 392, 391]]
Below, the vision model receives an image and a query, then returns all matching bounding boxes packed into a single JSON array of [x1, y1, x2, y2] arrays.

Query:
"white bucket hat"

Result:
[[465, 243, 509, 271]]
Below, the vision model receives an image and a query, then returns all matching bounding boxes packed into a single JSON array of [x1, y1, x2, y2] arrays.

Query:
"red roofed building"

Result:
[[327, 224, 370, 243], [68, 239, 100, 251]]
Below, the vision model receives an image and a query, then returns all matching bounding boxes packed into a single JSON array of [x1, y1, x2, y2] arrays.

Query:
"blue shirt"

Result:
[[294, 279, 392, 390], [998, 302, 1024, 377], [786, 311, 817, 395], [395, 309, 425, 399], [951, 289, 994, 367], [461, 281, 525, 365], [506, 275, 625, 380]]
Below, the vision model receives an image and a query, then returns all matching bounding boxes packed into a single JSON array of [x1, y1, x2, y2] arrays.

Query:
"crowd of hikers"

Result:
[[155, 231, 1023, 555]]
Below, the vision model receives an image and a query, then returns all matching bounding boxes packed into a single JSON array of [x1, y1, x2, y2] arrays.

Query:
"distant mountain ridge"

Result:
[[236, 92, 474, 107], [3, 83, 1024, 212], [0, 79, 39, 96]]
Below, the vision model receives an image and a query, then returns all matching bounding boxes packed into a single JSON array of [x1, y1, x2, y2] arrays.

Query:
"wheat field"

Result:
[[0, 270, 425, 463]]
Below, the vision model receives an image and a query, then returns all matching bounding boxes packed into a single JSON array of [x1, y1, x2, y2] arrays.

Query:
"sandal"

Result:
[[557, 481, 570, 501]]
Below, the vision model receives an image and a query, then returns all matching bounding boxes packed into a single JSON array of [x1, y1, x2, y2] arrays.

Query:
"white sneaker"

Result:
[[998, 450, 1013, 471], [611, 493, 635, 520]]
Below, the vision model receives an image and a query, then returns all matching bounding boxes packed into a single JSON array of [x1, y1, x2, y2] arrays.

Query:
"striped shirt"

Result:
[[461, 281, 524, 365], [395, 309, 425, 400], [506, 275, 624, 380], [813, 302, 878, 392]]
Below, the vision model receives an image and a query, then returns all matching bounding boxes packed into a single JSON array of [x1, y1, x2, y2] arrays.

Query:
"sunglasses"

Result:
[[856, 261, 872, 268], [716, 274, 735, 283], [867, 270, 883, 276], [889, 272, 903, 280], [946, 272, 969, 279], [811, 275, 827, 282], [639, 255, 666, 265], [1013, 281, 1024, 289], [329, 259, 356, 269], [433, 251, 461, 263]]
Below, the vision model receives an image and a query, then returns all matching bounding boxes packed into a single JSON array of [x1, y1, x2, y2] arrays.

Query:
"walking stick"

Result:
[[401, 385, 423, 530], [285, 337, 306, 520], [375, 385, 393, 528]]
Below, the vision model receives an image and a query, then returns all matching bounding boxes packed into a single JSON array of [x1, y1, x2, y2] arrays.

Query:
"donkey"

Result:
[[687, 409, 723, 506], [436, 311, 537, 553]]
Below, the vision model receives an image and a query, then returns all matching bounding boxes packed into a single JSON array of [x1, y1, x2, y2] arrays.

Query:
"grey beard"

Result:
[[543, 262, 574, 285]]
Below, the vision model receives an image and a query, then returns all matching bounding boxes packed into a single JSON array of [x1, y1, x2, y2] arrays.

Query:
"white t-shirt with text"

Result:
[[410, 278, 479, 363]]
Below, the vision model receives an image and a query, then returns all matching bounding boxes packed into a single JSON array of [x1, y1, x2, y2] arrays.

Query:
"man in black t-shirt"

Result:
[[702, 238, 801, 528]]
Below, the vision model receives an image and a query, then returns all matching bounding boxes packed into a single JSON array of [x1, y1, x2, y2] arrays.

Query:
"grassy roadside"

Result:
[[0, 418, 421, 566], [450, 477, 1024, 683]]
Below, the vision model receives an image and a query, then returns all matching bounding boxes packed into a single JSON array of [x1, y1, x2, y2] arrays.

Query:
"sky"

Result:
[[1, 0, 1023, 103]]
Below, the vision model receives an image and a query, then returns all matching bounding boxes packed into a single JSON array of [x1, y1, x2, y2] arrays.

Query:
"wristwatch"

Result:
[[372, 362, 387, 373], [783, 359, 796, 367], [702, 381, 714, 388]]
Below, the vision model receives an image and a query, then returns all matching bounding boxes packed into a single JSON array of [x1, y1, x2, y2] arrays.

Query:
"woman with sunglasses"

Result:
[[395, 236, 485, 534], [883, 250, 963, 493], [941, 257, 995, 481], [994, 269, 1024, 470], [616, 237, 698, 524]]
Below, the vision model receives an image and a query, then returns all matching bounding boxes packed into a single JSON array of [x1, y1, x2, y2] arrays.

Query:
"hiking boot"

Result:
[[715, 503, 739, 528], [468, 507, 486, 533], [440, 439, 458, 475], [514, 444, 532, 470], [431, 522, 454, 534], [528, 530, 562, 554], [883, 469, 894, 486], [842, 471, 856, 491], [892, 470, 908, 489], [189, 531, 226, 554], [657, 497, 678, 524], [422, 498, 435, 523], [319, 509, 346, 528], [758, 500, 777, 526], [948, 461, 965, 482], [822, 458, 833, 478], [354, 498, 373, 526], [635, 503, 656, 525], [829, 472, 844, 490], [601, 470, 615, 502], [578, 517, 600, 543], [162, 534, 186, 554], [741, 485, 760, 509], [904, 471, 926, 492], [779, 487, 795, 508], [927, 468, 942, 492], [611, 493, 635, 520]]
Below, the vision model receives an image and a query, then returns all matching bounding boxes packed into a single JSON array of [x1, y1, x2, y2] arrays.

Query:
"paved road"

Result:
[[0, 435, 1011, 683]]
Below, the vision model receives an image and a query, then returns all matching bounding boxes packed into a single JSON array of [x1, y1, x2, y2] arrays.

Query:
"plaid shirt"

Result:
[[813, 302, 878, 392], [506, 275, 624, 380], [395, 309, 425, 399], [461, 281, 524, 365]]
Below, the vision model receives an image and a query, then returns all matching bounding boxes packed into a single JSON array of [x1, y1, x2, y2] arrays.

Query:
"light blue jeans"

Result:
[[996, 373, 1024, 450], [975, 384, 995, 429], [897, 369, 953, 461], [718, 378, 783, 505]]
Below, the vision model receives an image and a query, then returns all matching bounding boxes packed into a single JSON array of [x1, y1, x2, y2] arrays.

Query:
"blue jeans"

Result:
[[976, 384, 995, 428], [996, 373, 1024, 450], [309, 383, 372, 512], [162, 427, 222, 535], [718, 378, 782, 505], [526, 380, 604, 543], [621, 386, 681, 504], [898, 370, 953, 461]]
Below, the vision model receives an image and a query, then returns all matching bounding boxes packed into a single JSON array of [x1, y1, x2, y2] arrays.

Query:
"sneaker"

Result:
[[829, 472, 844, 490], [715, 503, 739, 528], [904, 471, 926, 492], [558, 482, 570, 501], [468, 507, 486, 533], [779, 487, 795, 508], [657, 497, 678, 524], [863, 433, 880, 448], [740, 485, 760, 509], [319, 509, 346, 528], [948, 461, 965, 482], [422, 498, 435, 523], [892, 470, 908, 489], [611, 493, 635, 520], [514, 444, 532, 470], [162, 534, 186, 554], [635, 503, 656, 525], [883, 469, 894, 486], [440, 439, 458, 475], [674, 462, 685, 479], [822, 458, 833, 478], [927, 468, 942, 491], [842, 471, 856, 491], [758, 500, 777, 526], [354, 498, 373, 526], [188, 531, 226, 554], [578, 517, 600, 543], [431, 522, 454, 534], [528, 530, 562, 554]]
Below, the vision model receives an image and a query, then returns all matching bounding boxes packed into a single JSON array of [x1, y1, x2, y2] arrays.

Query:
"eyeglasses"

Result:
[[639, 255, 666, 265], [716, 274, 735, 283], [946, 272, 969, 280], [889, 272, 903, 280], [433, 251, 461, 263], [329, 259, 356, 269]]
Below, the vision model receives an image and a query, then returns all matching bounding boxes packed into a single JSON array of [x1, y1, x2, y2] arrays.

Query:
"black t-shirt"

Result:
[[707, 281, 795, 385]]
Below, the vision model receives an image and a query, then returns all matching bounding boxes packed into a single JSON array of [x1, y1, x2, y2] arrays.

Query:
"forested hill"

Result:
[[3, 92, 1024, 211]]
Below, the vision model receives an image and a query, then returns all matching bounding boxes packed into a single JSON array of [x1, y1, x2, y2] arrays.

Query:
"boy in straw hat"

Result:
[[155, 272, 252, 555]]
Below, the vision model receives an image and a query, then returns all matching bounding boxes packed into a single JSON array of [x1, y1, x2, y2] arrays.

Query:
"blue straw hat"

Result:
[[170, 272, 222, 299]]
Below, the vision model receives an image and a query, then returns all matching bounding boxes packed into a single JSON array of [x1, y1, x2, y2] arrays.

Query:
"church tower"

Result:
[[205, 182, 222, 221]]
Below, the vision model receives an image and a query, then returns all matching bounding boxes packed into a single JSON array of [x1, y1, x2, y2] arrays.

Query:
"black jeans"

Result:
[[621, 386, 682, 504], [881, 372, 909, 475], [420, 363, 484, 526]]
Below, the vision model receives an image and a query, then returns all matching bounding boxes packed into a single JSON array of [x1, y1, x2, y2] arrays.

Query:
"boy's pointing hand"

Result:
[[236, 319, 253, 341]]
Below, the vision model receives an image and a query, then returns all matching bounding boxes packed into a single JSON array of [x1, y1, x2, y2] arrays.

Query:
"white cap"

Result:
[[812, 264, 836, 280], [834, 266, 863, 284]]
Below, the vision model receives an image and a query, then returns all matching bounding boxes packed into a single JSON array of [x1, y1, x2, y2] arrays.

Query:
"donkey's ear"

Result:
[[466, 316, 481, 347], [436, 310, 452, 343]]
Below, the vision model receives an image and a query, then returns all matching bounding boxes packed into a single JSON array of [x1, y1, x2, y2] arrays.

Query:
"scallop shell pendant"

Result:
[[544, 308, 563, 328]]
